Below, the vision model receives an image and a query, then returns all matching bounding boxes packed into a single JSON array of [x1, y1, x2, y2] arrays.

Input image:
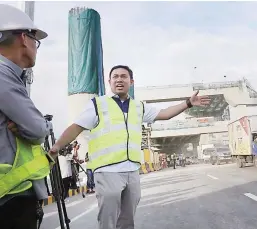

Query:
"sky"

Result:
[[2, 1, 257, 137]]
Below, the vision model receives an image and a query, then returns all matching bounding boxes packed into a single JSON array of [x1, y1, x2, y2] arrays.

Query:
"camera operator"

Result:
[[74, 142, 83, 171], [85, 152, 95, 194], [70, 141, 81, 189], [58, 144, 74, 200], [0, 4, 52, 229]]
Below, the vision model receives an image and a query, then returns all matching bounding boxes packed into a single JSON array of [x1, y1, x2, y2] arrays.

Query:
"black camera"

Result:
[[44, 114, 53, 121], [59, 144, 73, 156]]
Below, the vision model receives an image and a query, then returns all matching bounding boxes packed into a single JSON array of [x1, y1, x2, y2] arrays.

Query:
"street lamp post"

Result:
[[17, 1, 35, 97], [24, 1, 35, 97]]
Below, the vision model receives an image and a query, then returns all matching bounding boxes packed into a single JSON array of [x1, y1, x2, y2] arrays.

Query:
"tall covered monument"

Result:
[[129, 84, 135, 99], [68, 7, 105, 159]]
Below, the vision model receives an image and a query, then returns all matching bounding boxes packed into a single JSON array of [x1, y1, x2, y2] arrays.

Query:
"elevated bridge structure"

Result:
[[136, 78, 257, 155]]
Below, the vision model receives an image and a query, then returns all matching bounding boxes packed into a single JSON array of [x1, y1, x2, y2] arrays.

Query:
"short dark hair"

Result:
[[109, 65, 133, 79]]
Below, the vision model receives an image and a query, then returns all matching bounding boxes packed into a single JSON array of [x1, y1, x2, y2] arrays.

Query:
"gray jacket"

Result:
[[0, 54, 50, 206]]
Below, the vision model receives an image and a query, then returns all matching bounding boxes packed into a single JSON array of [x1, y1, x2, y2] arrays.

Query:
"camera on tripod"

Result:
[[59, 143, 73, 157], [44, 114, 53, 121], [42, 114, 71, 229]]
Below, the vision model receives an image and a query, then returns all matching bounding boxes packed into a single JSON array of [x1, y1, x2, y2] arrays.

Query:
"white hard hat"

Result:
[[0, 4, 47, 41]]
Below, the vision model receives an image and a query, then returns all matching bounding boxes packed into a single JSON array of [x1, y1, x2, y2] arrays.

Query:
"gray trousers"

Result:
[[94, 170, 141, 229]]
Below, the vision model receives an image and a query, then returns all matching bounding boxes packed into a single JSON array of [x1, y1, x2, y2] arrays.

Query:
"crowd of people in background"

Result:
[[58, 140, 95, 201], [164, 153, 186, 169]]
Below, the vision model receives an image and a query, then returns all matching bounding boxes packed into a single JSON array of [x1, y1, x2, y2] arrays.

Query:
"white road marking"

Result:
[[44, 199, 87, 218], [66, 199, 85, 208], [54, 203, 98, 229], [244, 193, 257, 202], [44, 211, 58, 218], [207, 174, 219, 180]]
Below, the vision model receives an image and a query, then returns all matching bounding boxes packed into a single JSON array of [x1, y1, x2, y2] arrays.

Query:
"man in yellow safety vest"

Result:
[[49, 65, 211, 229], [0, 4, 52, 229]]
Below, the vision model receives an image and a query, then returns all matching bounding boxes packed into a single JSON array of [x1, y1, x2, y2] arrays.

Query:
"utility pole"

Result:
[[24, 1, 35, 97], [17, 1, 35, 97]]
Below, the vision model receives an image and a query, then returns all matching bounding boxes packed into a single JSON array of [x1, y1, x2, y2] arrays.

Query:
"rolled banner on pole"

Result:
[[68, 7, 105, 96], [68, 7, 105, 159], [129, 84, 135, 99]]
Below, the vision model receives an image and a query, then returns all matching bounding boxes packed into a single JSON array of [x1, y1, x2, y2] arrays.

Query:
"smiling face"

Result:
[[109, 67, 134, 100]]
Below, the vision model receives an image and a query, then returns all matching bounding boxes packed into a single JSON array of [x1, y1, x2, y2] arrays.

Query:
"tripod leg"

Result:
[[42, 135, 66, 228], [43, 117, 72, 229], [51, 165, 66, 229], [73, 163, 85, 198], [44, 176, 51, 196], [55, 157, 71, 228], [36, 200, 44, 229], [45, 134, 70, 229], [49, 130, 71, 229], [44, 137, 51, 196], [70, 163, 79, 190], [73, 159, 89, 196]]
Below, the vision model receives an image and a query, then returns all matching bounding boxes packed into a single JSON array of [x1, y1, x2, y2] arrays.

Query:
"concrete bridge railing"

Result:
[[151, 120, 229, 138]]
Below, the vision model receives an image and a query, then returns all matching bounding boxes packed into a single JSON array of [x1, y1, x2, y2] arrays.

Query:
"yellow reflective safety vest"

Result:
[[0, 137, 51, 198], [87, 95, 144, 171]]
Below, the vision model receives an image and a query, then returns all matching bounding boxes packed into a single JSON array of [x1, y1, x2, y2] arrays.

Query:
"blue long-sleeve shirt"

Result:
[[0, 54, 50, 206]]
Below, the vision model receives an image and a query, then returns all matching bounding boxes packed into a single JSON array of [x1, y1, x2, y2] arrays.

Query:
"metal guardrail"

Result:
[[151, 124, 213, 131], [151, 120, 228, 131], [135, 80, 243, 90], [193, 81, 241, 90]]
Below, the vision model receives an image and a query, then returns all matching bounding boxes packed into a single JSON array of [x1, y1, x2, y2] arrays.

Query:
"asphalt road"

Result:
[[41, 163, 257, 229]]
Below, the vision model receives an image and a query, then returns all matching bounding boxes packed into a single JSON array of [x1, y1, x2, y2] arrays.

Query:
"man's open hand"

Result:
[[190, 91, 211, 107]]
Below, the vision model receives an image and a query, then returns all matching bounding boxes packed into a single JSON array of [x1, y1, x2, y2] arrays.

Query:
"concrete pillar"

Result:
[[68, 8, 104, 160], [193, 143, 199, 157]]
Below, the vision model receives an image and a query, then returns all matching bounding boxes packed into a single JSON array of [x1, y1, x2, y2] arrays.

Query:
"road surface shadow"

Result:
[[136, 181, 257, 229], [140, 185, 207, 208], [141, 185, 207, 200], [141, 174, 195, 189]]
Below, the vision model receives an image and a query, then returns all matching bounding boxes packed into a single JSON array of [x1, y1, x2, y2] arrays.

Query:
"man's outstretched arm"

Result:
[[49, 100, 98, 159], [49, 124, 85, 159], [154, 91, 211, 121], [155, 101, 189, 121]]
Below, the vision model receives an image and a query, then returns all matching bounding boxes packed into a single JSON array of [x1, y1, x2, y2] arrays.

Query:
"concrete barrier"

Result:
[[140, 164, 148, 174], [145, 162, 152, 173], [42, 185, 87, 206], [153, 163, 159, 171], [141, 149, 163, 173], [149, 163, 155, 172]]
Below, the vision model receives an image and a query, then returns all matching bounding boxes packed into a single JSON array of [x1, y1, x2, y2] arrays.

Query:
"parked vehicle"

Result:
[[228, 115, 257, 168], [210, 147, 232, 165]]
